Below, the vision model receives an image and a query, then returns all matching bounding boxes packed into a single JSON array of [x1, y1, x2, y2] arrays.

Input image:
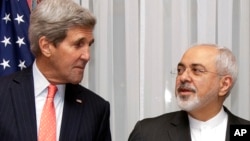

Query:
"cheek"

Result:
[[175, 77, 181, 85], [195, 78, 217, 96], [60, 57, 79, 71], [52, 52, 75, 72]]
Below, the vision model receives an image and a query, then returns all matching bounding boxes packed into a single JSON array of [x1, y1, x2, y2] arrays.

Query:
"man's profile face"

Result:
[[48, 26, 94, 84]]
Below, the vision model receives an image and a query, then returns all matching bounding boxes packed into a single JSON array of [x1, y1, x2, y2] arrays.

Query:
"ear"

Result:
[[218, 75, 233, 97], [38, 36, 52, 57]]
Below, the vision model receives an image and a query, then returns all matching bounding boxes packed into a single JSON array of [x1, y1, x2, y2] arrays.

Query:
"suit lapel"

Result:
[[59, 84, 84, 141], [10, 68, 37, 141], [168, 111, 192, 141], [224, 106, 240, 141]]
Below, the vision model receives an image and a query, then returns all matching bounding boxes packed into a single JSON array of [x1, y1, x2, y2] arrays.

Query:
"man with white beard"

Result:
[[129, 44, 250, 141]]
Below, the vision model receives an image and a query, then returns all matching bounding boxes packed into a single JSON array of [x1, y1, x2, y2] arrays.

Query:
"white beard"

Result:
[[176, 83, 219, 112], [176, 94, 201, 111]]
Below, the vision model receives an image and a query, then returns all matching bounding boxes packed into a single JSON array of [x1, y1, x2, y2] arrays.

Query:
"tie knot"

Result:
[[47, 84, 58, 98]]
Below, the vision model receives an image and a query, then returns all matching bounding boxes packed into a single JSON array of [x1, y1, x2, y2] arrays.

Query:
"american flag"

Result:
[[0, 0, 34, 77]]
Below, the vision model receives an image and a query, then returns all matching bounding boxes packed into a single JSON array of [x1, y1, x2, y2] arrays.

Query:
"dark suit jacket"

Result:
[[129, 107, 250, 141], [0, 67, 111, 141]]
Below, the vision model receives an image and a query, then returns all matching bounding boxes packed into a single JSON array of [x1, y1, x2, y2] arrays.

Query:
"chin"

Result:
[[70, 73, 84, 83], [177, 96, 200, 111], [68, 80, 80, 85]]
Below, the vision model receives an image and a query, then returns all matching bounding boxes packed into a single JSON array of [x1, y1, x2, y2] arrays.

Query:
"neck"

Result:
[[188, 104, 223, 121]]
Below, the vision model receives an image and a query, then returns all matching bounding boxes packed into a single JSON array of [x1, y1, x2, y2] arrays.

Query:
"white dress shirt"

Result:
[[33, 61, 65, 141], [188, 108, 228, 141]]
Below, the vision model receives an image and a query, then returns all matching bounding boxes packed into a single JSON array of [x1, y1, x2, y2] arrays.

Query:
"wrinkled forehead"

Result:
[[180, 46, 219, 68]]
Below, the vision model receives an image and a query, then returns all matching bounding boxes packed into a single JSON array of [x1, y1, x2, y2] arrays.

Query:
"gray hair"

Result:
[[29, 0, 96, 56], [193, 43, 238, 88]]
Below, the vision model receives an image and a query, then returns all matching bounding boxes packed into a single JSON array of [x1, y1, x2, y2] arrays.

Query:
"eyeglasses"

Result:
[[171, 64, 226, 76]]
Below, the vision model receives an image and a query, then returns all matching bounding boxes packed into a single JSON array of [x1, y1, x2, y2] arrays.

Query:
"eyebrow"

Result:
[[75, 37, 95, 46], [89, 39, 95, 46], [177, 63, 185, 67], [191, 64, 206, 69], [177, 63, 206, 68]]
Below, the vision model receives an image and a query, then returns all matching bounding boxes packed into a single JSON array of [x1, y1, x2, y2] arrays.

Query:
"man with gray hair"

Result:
[[129, 44, 250, 141], [0, 0, 111, 140]]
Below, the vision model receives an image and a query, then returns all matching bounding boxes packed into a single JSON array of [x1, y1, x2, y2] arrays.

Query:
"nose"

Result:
[[178, 68, 191, 82], [80, 46, 90, 61]]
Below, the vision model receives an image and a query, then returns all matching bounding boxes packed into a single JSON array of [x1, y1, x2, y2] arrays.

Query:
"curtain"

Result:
[[74, 0, 250, 140]]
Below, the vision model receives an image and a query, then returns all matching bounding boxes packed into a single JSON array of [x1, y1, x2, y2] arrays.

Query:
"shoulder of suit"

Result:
[[0, 67, 32, 83], [224, 106, 250, 124], [139, 110, 186, 125], [66, 83, 109, 104]]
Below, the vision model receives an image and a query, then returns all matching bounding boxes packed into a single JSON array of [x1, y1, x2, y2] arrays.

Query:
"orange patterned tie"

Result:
[[38, 84, 57, 141]]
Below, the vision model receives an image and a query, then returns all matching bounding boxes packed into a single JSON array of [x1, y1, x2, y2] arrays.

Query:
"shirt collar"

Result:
[[32, 60, 65, 97], [188, 107, 228, 130], [33, 60, 50, 97]]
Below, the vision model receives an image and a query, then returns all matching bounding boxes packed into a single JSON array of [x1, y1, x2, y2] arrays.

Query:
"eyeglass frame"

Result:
[[171, 63, 227, 76]]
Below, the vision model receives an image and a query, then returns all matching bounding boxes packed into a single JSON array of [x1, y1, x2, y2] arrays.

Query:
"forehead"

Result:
[[180, 46, 219, 67], [66, 26, 94, 39]]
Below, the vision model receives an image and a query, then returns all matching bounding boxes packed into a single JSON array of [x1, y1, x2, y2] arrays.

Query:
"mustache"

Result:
[[177, 83, 196, 93]]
